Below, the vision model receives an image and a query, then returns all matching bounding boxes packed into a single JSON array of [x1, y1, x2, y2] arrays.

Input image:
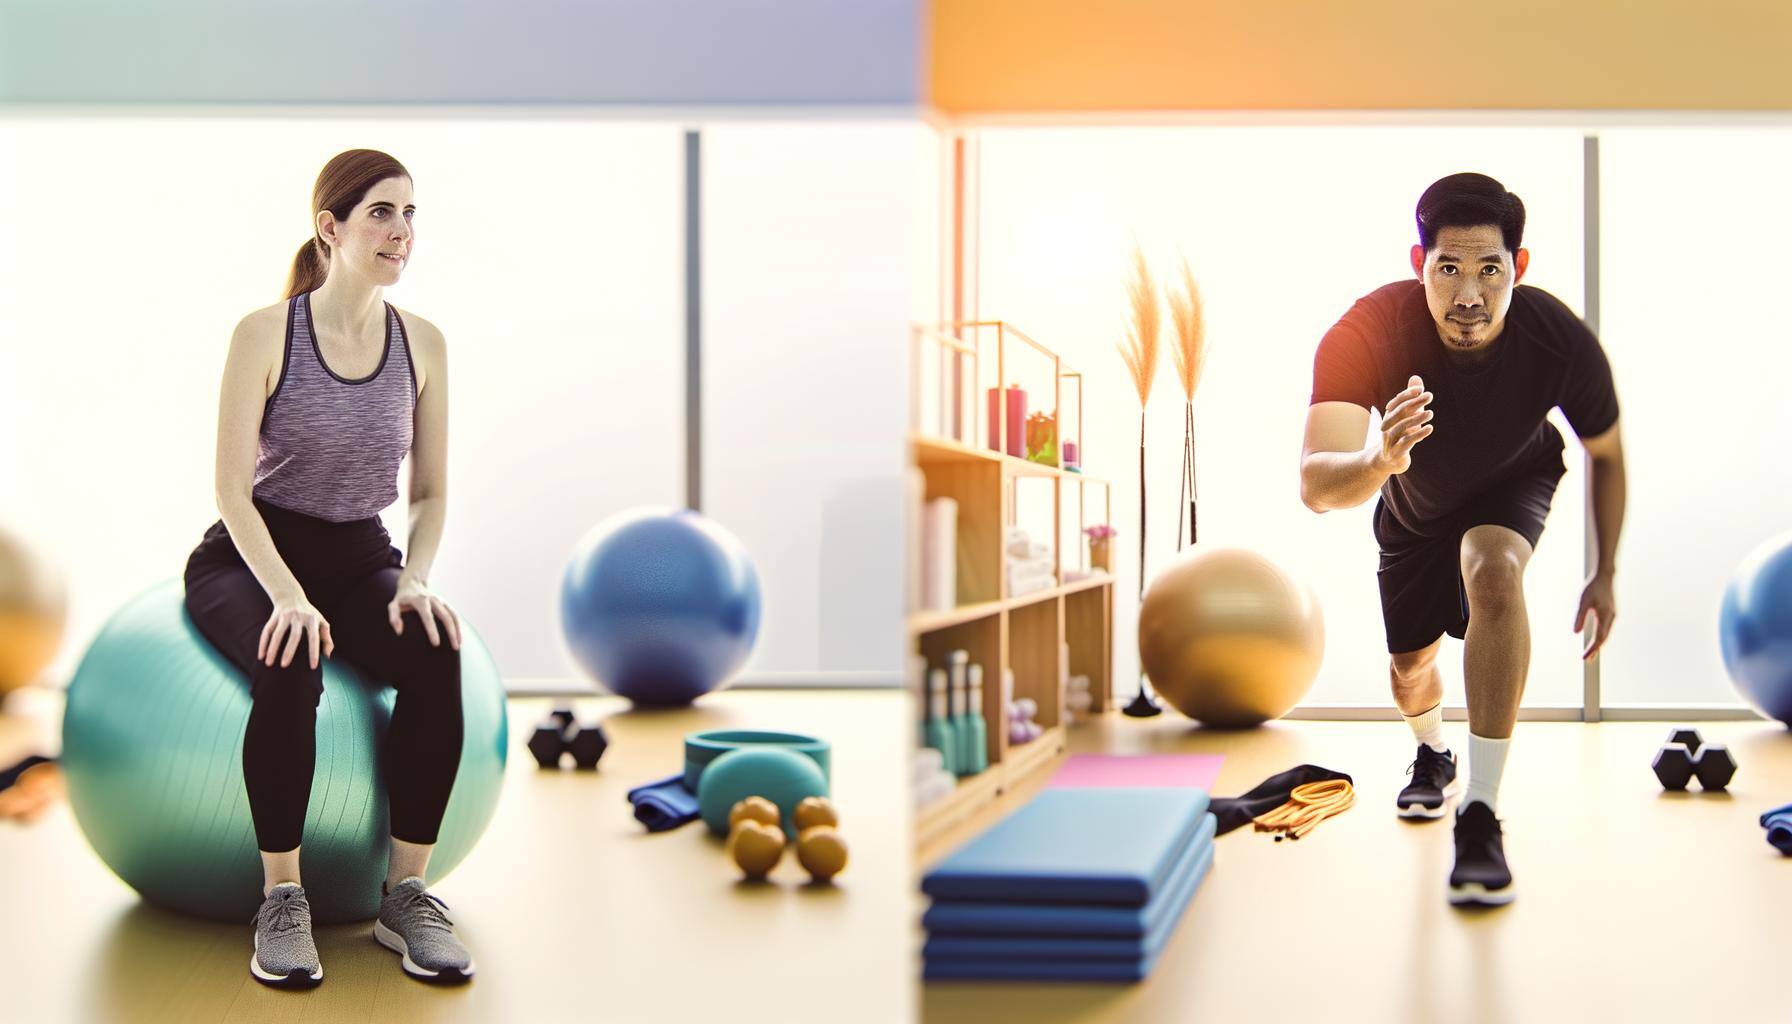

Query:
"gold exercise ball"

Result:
[[1138, 547, 1324, 728], [0, 524, 67, 696]]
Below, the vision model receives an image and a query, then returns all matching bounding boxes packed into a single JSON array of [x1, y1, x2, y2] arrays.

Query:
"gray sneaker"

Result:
[[374, 877, 475, 984], [250, 883, 323, 989]]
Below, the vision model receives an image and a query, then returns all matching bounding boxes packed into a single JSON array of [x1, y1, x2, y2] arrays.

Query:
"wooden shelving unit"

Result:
[[908, 322, 1116, 850]]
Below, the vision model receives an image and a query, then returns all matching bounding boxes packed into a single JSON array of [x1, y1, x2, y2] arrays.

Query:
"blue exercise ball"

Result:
[[1720, 530, 1792, 726], [560, 506, 762, 707], [61, 580, 508, 923]]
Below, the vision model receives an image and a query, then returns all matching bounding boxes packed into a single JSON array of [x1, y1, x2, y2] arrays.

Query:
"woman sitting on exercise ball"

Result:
[[183, 149, 472, 988]]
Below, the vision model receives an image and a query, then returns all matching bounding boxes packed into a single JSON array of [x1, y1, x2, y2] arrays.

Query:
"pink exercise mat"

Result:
[[1048, 754, 1224, 791]]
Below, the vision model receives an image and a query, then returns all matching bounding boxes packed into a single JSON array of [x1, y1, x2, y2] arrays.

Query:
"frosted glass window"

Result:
[[1596, 129, 1792, 707], [702, 122, 936, 683], [974, 126, 1588, 708]]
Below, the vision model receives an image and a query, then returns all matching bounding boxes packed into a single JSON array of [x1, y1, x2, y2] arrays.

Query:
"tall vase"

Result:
[[1177, 401, 1197, 550], [1124, 408, 1163, 718]]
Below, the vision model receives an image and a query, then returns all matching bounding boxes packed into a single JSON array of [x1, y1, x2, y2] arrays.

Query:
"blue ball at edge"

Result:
[[1721, 530, 1792, 726]]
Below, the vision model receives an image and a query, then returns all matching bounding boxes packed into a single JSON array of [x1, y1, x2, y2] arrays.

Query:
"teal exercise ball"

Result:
[[696, 747, 829, 839], [61, 581, 508, 923]]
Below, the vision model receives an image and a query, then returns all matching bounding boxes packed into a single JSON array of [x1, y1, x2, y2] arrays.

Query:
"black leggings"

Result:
[[183, 498, 464, 853]]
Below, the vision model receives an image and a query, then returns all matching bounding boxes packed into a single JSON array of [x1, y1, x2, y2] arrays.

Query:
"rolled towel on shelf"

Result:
[[922, 497, 958, 610], [906, 467, 926, 613], [914, 746, 945, 781], [1006, 570, 1056, 592], [1006, 539, 1051, 561], [917, 771, 957, 808]]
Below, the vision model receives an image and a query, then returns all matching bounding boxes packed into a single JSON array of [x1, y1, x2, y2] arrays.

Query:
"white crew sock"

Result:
[[1402, 702, 1448, 753], [1464, 733, 1510, 813]]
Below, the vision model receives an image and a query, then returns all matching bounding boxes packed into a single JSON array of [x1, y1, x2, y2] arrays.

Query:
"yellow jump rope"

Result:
[[1251, 779, 1355, 841]]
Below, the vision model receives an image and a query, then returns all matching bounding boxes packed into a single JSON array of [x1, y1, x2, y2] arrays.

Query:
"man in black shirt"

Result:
[[1300, 173, 1627, 907]]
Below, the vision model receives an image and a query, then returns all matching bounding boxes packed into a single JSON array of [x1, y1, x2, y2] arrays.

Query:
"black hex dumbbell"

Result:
[[528, 708, 576, 768], [1651, 727, 1736, 791], [1652, 743, 1697, 789], [566, 722, 609, 769], [1692, 744, 1737, 790], [527, 706, 609, 770]]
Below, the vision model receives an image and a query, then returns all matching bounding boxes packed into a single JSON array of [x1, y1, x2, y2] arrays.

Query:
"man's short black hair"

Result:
[[1416, 173, 1525, 254]]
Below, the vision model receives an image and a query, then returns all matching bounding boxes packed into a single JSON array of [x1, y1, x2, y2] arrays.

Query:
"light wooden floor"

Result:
[[919, 715, 1792, 1024], [1, 690, 912, 1024]]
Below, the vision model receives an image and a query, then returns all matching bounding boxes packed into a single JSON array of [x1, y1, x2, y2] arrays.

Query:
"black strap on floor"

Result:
[[1210, 764, 1354, 835], [0, 754, 54, 794]]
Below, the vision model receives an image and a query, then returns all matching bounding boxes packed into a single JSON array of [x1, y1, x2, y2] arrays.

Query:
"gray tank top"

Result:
[[253, 291, 416, 522]]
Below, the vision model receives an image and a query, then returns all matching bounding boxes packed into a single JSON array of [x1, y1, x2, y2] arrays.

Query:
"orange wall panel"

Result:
[[931, 0, 1792, 112]]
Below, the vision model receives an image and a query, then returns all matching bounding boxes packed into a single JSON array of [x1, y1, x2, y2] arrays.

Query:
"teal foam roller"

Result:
[[60, 580, 507, 923], [695, 747, 829, 838], [683, 728, 830, 792]]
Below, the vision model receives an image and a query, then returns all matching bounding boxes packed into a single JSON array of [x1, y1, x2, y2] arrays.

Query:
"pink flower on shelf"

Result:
[[1083, 524, 1117, 540]]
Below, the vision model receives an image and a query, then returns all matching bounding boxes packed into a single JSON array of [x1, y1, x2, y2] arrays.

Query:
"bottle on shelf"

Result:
[[924, 667, 959, 776], [948, 650, 976, 777], [961, 663, 989, 776]]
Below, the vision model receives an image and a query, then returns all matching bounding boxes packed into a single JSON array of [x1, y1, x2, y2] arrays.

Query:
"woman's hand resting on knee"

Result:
[[388, 575, 462, 651], [260, 594, 334, 669]]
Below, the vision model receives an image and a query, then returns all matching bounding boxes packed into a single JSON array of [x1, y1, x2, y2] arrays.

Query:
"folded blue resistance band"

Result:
[[627, 773, 700, 832], [1763, 801, 1792, 855]]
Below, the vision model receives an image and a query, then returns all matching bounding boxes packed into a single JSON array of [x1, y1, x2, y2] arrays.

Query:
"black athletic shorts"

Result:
[[1373, 449, 1566, 654]]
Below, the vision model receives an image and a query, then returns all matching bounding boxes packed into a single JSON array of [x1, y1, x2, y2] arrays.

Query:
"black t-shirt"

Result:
[[1310, 280, 1619, 534]]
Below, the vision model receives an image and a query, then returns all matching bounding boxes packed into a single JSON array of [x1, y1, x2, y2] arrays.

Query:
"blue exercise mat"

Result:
[[922, 788, 1212, 905], [923, 954, 1161, 983], [923, 813, 1218, 938], [924, 833, 1214, 962]]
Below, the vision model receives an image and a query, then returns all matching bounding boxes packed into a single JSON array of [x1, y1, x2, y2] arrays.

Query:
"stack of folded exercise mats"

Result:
[[921, 788, 1217, 982]]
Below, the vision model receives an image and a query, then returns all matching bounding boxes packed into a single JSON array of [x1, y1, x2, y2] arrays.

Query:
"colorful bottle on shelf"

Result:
[[948, 650, 973, 776], [925, 667, 959, 776], [912, 651, 929, 746], [961, 664, 989, 776]]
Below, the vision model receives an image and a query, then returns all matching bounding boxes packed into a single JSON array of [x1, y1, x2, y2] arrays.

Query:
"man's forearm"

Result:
[[1301, 448, 1392, 512], [1588, 454, 1626, 578]]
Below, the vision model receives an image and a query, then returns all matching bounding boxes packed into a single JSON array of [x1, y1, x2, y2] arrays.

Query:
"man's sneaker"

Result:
[[1449, 800, 1516, 906], [250, 883, 323, 988], [374, 877, 475, 984], [1397, 744, 1461, 819]]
